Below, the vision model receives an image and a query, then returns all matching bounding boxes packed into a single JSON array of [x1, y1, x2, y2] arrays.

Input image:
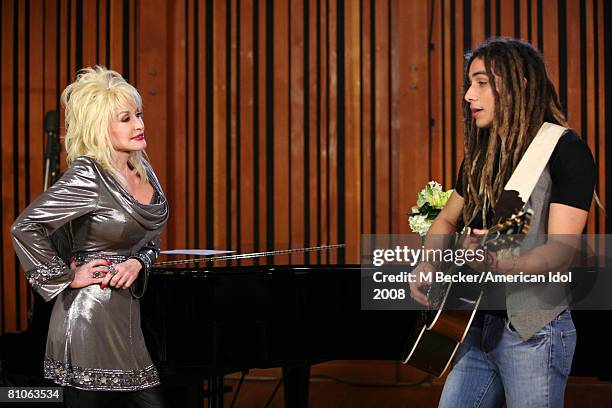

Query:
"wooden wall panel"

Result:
[[0, 0, 609, 333]]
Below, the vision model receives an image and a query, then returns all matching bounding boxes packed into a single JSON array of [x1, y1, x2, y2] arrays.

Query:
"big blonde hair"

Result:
[[61, 66, 148, 184]]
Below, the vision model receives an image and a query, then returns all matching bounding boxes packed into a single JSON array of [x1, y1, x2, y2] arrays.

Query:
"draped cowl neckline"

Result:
[[78, 156, 169, 232]]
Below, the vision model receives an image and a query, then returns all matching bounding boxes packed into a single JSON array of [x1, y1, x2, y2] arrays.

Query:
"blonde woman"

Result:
[[11, 66, 169, 407]]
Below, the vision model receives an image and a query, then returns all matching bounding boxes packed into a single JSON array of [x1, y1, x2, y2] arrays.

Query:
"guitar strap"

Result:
[[504, 122, 568, 202], [493, 122, 568, 222], [481, 123, 568, 311]]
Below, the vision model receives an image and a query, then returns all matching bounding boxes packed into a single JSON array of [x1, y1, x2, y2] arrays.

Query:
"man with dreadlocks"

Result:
[[409, 38, 595, 407]]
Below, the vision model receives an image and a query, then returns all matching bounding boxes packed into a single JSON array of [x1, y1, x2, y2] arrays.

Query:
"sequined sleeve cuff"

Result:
[[129, 248, 157, 274], [128, 247, 159, 299], [25, 256, 74, 301]]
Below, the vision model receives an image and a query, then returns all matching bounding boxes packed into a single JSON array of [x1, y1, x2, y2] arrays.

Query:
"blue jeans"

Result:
[[439, 310, 576, 408]]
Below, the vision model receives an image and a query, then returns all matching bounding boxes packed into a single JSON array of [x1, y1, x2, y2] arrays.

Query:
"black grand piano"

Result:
[[141, 259, 417, 407], [0, 249, 418, 407]]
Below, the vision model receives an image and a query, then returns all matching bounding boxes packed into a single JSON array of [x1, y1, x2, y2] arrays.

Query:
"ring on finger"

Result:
[[92, 271, 101, 278], [107, 264, 118, 275]]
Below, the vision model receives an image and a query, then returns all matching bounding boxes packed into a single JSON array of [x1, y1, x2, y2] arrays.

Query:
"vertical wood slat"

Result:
[[490, 0, 497, 36], [229, 0, 239, 259], [596, 0, 606, 234], [443, 0, 453, 187], [290, 0, 305, 264], [566, 0, 582, 129], [519, 0, 529, 40], [97, 0, 107, 66], [271, 0, 289, 263], [542, 0, 559, 88], [529, 0, 538, 46], [198, 0, 207, 249], [257, 0, 268, 255], [454, 0, 464, 176], [319, 0, 329, 261], [397, 1, 430, 235], [69, 0, 76, 77], [28, 0, 44, 330], [137, 0, 168, 247], [2, 0, 17, 332], [185, 0, 195, 248], [16, 0, 27, 331], [129, 0, 137, 81], [430, 0, 443, 185], [166, 0, 187, 250], [308, 0, 318, 253], [327, 0, 338, 263], [44, 0, 58, 117], [239, 0, 255, 261], [344, 0, 361, 259], [58, 0, 69, 167], [135, 0, 166, 256], [392, 0, 402, 233], [213, 0, 227, 252], [500, 0, 515, 36], [109, 0, 123, 71], [82, 0, 97, 66], [374, 0, 389, 233], [360, 0, 371, 236], [585, 0, 596, 235], [471, 0, 486, 45]]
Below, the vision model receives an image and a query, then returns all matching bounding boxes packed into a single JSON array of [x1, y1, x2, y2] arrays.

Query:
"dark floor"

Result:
[[220, 361, 612, 408]]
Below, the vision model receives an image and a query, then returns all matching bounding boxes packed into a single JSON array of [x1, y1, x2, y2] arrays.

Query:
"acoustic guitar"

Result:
[[402, 210, 532, 377]]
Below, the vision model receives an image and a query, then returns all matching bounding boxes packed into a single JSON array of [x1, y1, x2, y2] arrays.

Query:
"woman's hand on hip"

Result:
[[101, 258, 142, 290], [68, 259, 110, 289]]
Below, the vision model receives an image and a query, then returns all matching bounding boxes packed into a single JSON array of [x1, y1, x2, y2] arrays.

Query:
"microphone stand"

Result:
[[43, 132, 60, 191]]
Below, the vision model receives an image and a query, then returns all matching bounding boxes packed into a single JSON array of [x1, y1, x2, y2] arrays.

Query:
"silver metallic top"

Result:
[[10, 156, 169, 391]]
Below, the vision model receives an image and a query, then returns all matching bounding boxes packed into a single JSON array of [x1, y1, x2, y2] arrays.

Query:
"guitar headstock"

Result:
[[485, 208, 533, 251]]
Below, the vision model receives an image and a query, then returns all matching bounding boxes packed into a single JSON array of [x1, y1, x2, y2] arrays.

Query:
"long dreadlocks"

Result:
[[461, 38, 568, 229]]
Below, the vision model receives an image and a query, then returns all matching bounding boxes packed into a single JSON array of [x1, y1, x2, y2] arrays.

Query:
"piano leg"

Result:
[[205, 376, 226, 408], [282, 364, 310, 408]]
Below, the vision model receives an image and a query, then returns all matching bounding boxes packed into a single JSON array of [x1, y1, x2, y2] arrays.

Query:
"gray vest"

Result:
[[506, 166, 570, 340]]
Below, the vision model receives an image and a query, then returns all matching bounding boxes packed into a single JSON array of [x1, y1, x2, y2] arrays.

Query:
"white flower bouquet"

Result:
[[408, 181, 453, 236]]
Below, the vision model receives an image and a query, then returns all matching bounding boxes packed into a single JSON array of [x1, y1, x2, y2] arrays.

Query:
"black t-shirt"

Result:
[[454, 130, 596, 227], [454, 131, 596, 316]]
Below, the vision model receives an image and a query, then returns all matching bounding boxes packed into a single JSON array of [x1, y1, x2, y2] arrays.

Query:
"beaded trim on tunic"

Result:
[[44, 358, 160, 391], [72, 252, 128, 266], [25, 256, 67, 288]]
